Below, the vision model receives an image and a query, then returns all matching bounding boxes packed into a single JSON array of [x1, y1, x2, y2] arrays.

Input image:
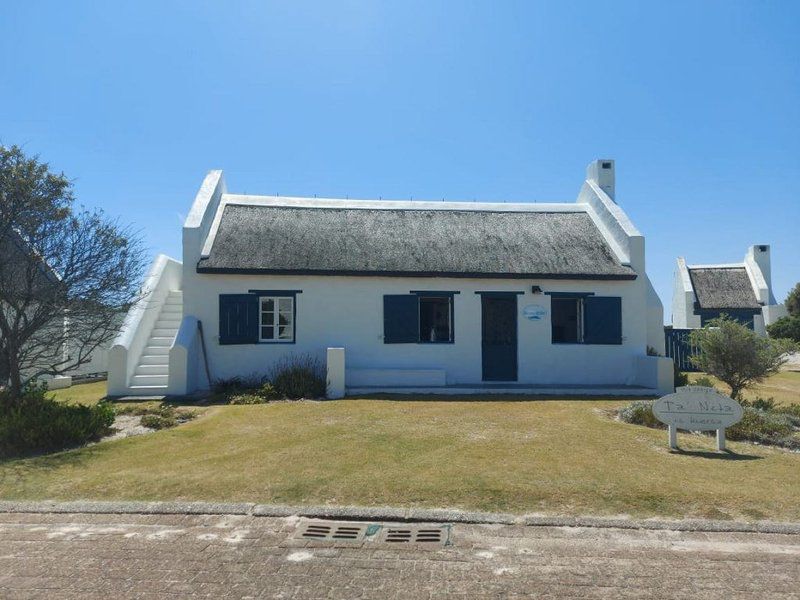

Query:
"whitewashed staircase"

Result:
[[129, 290, 182, 392]]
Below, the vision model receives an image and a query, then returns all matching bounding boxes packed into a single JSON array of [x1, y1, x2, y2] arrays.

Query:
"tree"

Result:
[[767, 315, 800, 343], [689, 315, 798, 400], [0, 145, 146, 405], [785, 282, 800, 317]]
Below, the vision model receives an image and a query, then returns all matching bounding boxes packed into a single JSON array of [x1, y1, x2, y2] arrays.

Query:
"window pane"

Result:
[[278, 312, 292, 326], [419, 296, 451, 342], [262, 298, 274, 312], [261, 311, 272, 326], [278, 298, 292, 312], [278, 325, 292, 340], [261, 326, 274, 340], [551, 298, 580, 343]]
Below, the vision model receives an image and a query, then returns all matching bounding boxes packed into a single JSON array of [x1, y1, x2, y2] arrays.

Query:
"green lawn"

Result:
[[1, 374, 799, 521]]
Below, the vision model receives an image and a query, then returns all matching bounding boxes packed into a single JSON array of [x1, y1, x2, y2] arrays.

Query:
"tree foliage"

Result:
[[689, 315, 798, 400], [0, 145, 146, 404], [785, 282, 800, 318], [767, 315, 800, 343]]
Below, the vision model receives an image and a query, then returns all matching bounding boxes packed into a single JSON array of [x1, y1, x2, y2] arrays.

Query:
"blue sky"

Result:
[[2, 1, 798, 319]]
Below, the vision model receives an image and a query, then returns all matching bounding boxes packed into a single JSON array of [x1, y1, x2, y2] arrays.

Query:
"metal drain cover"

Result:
[[293, 520, 450, 546], [294, 520, 368, 541], [380, 526, 448, 544]]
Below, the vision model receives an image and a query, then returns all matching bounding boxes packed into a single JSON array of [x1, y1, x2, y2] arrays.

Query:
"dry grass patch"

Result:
[[2, 381, 800, 520]]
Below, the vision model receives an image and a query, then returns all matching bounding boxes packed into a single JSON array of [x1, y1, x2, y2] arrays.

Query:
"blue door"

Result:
[[481, 295, 518, 381]]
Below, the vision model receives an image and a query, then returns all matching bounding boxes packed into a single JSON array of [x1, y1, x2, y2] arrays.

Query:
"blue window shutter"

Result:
[[383, 295, 419, 343], [219, 294, 259, 344], [584, 296, 622, 345]]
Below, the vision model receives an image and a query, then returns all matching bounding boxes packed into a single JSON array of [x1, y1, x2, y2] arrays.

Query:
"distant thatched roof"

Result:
[[689, 267, 760, 309], [196, 204, 636, 280]]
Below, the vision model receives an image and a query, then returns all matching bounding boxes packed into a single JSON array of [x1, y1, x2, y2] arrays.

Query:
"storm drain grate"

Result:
[[380, 526, 449, 545], [293, 520, 451, 546], [294, 521, 368, 541]]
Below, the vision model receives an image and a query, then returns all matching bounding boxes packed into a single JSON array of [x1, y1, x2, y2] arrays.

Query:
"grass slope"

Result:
[[1, 375, 799, 520]]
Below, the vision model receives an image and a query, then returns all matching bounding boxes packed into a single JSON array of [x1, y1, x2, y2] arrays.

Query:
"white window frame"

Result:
[[259, 296, 294, 343]]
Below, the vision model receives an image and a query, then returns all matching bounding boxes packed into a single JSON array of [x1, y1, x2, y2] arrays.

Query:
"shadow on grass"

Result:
[[669, 448, 762, 461]]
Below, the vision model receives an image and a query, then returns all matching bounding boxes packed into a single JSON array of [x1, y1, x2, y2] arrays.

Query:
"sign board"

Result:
[[522, 304, 547, 321], [653, 386, 743, 431], [653, 386, 743, 451]]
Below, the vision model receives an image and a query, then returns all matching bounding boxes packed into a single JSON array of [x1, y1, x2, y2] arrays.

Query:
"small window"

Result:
[[419, 296, 453, 343], [260, 296, 294, 342], [551, 297, 583, 343]]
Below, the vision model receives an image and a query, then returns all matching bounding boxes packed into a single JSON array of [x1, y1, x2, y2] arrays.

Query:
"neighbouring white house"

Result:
[[672, 245, 788, 335], [108, 159, 673, 398]]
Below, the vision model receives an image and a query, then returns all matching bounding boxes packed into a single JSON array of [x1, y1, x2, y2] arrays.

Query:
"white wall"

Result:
[[182, 272, 648, 391], [671, 257, 701, 329]]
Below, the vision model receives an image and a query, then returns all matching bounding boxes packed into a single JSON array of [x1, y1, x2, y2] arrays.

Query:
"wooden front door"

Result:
[[481, 295, 518, 382]]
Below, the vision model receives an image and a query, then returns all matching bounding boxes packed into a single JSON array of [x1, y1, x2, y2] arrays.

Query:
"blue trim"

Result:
[[545, 292, 595, 298], [474, 291, 524, 296], [248, 289, 302, 296], [410, 291, 460, 297]]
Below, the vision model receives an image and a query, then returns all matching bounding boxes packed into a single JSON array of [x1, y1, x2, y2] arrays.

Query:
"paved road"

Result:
[[1, 511, 799, 599]]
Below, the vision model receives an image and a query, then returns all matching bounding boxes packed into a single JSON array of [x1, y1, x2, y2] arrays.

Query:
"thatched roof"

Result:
[[689, 267, 760, 309], [197, 204, 636, 279]]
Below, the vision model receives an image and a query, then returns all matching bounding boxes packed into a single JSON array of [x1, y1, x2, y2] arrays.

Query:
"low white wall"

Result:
[[634, 356, 674, 396], [168, 316, 202, 395], [107, 254, 182, 395]]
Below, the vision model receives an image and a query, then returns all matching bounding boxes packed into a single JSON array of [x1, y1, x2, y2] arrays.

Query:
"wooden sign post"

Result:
[[653, 386, 743, 452]]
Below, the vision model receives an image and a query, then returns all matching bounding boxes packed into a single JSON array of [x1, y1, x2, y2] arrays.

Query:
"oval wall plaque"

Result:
[[653, 386, 743, 431], [522, 304, 547, 321]]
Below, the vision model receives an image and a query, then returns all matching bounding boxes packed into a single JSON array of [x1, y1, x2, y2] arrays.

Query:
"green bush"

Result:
[[739, 396, 777, 411], [766, 315, 800, 343], [0, 387, 115, 457], [618, 401, 664, 429], [692, 376, 716, 389], [674, 365, 689, 388], [141, 413, 177, 430], [271, 354, 326, 399], [726, 407, 798, 449]]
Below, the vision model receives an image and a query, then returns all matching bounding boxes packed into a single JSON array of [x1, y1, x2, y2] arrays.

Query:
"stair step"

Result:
[[155, 318, 182, 327], [151, 328, 178, 337], [128, 385, 168, 393], [135, 364, 169, 376], [144, 345, 170, 355], [160, 306, 182, 314], [140, 354, 169, 365], [148, 337, 174, 347], [130, 374, 168, 386]]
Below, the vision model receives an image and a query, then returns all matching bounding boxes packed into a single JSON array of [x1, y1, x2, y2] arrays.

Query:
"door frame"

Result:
[[479, 292, 520, 382]]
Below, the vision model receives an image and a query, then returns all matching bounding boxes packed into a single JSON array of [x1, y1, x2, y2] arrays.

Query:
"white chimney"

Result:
[[746, 245, 774, 303], [586, 159, 615, 201]]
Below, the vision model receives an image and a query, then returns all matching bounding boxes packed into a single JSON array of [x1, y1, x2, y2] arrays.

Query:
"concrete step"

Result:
[[135, 364, 168, 376], [143, 346, 170, 356], [127, 385, 168, 394], [155, 318, 182, 328], [148, 336, 174, 347], [140, 354, 169, 365], [151, 328, 178, 338], [130, 374, 168, 386]]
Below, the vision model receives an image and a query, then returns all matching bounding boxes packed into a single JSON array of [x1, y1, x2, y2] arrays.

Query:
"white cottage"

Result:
[[108, 160, 672, 397], [672, 246, 787, 335]]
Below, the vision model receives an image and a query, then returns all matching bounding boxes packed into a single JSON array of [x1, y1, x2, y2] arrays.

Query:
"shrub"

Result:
[[0, 389, 115, 457], [739, 396, 777, 411], [692, 376, 716, 389], [212, 375, 263, 394], [726, 407, 797, 448], [271, 354, 326, 399], [689, 315, 798, 399], [618, 401, 664, 429], [141, 413, 177, 430], [785, 282, 800, 317], [674, 364, 689, 388], [229, 382, 280, 405], [766, 315, 800, 343]]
